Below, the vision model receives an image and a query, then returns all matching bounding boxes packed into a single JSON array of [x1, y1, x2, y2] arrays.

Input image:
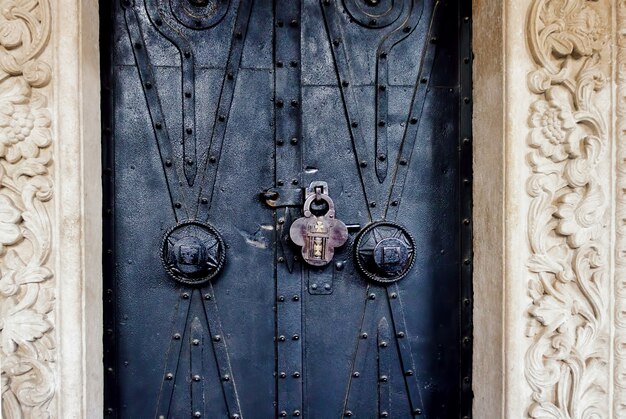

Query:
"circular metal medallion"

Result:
[[161, 220, 226, 286], [354, 221, 416, 284]]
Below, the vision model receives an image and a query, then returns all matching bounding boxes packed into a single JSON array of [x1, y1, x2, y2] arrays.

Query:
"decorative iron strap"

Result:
[[320, 0, 439, 221], [125, 0, 253, 223], [324, 0, 442, 416], [145, 0, 198, 186], [378, 317, 392, 418], [190, 317, 205, 419], [154, 289, 243, 418], [273, 0, 304, 416]]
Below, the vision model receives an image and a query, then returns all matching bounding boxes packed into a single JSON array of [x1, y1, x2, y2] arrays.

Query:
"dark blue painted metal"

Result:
[[101, 0, 473, 417]]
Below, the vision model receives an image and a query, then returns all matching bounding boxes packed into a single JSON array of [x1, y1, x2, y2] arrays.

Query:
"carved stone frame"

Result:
[[2, 0, 619, 417]]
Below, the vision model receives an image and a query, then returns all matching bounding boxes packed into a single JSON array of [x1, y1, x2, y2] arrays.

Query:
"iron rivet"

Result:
[[405, 370, 414, 376], [421, 78, 428, 84], [223, 374, 230, 381], [193, 374, 201, 381], [464, 376, 470, 383], [290, 61, 298, 67], [464, 97, 471, 104], [175, 202, 182, 209], [324, 284, 331, 290], [278, 335, 286, 342], [464, 178, 470, 185], [235, 31, 242, 39], [145, 81, 152, 89], [391, 293, 398, 299], [187, 158, 194, 166], [293, 371, 301, 378], [291, 99, 299, 107], [277, 61, 284, 68], [278, 295, 285, 302], [173, 333, 181, 340], [276, 100, 284, 108], [333, 38, 341, 46], [464, 259, 471, 265], [464, 57, 470, 64], [352, 121, 359, 128], [361, 333, 368, 339], [106, 408, 114, 415], [380, 341, 388, 347], [192, 339, 200, 345], [165, 373, 174, 380], [345, 411, 353, 417], [165, 159, 172, 166], [277, 138, 284, 146], [232, 415, 240, 419], [291, 137, 298, 145], [413, 408, 423, 415], [292, 179, 299, 185], [183, 51, 191, 58], [279, 372, 286, 378], [204, 294, 212, 300], [353, 372, 360, 377], [378, 154, 386, 161], [292, 334, 299, 340], [293, 410, 301, 417], [369, 293, 376, 300], [278, 179, 284, 186], [185, 92, 191, 98], [397, 331, 405, 338], [277, 20, 284, 27], [324, 0, 330, 4], [227, 72, 234, 80], [335, 261, 344, 270], [342, 80, 349, 87], [378, 120, 386, 127], [213, 335, 221, 342], [278, 217, 285, 225], [463, 137, 471, 145], [463, 218, 470, 225], [182, 293, 190, 300], [410, 117, 418, 124], [464, 298, 471, 306], [379, 84, 386, 91], [201, 197, 208, 204], [399, 158, 408, 165], [380, 52, 387, 59], [278, 257, 285, 263], [209, 156, 217, 163], [219, 115, 226, 122], [370, 201, 376, 208], [404, 26, 411, 33], [134, 42, 142, 50], [293, 295, 300, 301], [155, 122, 162, 129], [380, 375, 388, 382], [311, 283, 318, 290], [430, 37, 437, 44], [360, 161, 367, 167], [463, 336, 471, 344], [391, 200, 399, 206], [280, 412, 287, 417], [381, 412, 389, 418], [290, 19, 298, 27], [107, 367, 114, 373], [464, 16, 470, 22], [186, 127, 193, 134], [370, 19, 377, 25]]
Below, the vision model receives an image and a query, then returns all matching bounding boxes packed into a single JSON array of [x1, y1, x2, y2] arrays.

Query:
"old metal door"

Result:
[[101, 0, 472, 418]]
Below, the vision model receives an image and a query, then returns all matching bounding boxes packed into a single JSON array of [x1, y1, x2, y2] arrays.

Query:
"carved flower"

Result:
[[0, 77, 51, 164], [0, 296, 51, 354], [542, 0, 606, 58], [0, 194, 21, 254], [529, 90, 578, 162], [555, 184, 604, 248]]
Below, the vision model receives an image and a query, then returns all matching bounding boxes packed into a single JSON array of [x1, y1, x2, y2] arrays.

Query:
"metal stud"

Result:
[[353, 372, 360, 377], [277, 61, 284, 68], [222, 374, 230, 381], [378, 154, 386, 161], [379, 375, 388, 382], [292, 334, 300, 340], [324, 284, 331, 290], [311, 283, 318, 290], [399, 158, 408, 165], [293, 295, 300, 301], [276, 100, 284, 108], [413, 408, 423, 416], [352, 121, 359, 128], [173, 333, 181, 340], [218, 115, 226, 122], [405, 370, 414, 376], [182, 292, 190, 299], [204, 293, 212, 300], [410, 117, 418, 124], [378, 120, 386, 127], [209, 156, 217, 163], [404, 26, 411, 33], [293, 411, 301, 417], [370, 201, 376, 208], [278, 295, 285, 302], [165, 372, 174, 380], [201, 197, 208, 204], [293, 371, 300, 378], [279, 372, 286, 378], [368, 293, 376, 300], [380, 341, 388, 348], [290, 19, 298, 27], [397, 331, 405, 338], [193, 374, 201, 381], [361, 333, 368, 339], [192, 339, 200, 346], [278, 335, 286, 342], [213, 335, 221, 342], [279, 412, 287, 417], [165, 159, 172, 167], [344, 411, 353, 417], [390, 292, 398, 299], [185, 92, 192, 98]]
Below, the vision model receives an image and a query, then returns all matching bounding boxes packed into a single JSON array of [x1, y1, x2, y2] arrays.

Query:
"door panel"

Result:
[[101, 0, 472, 418]]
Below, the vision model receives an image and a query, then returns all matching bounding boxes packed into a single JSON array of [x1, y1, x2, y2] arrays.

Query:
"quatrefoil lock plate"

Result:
[[161, 220, 226, 286], [289, 182, 348, 267], [354, 221, 416, 283]]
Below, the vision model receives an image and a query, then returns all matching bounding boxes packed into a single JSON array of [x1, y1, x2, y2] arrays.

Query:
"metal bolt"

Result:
[[280, 412, 287, 417], [405, 370, 414, 376], [165, 373, 174, 380], [278, 217, 285, 225], [186, 158, 194, 166], [345, 411, 353, 417], [368, 293, 376, 300], [464, 298, 471, 306], [279, 372, 286, 378], [292, 334, 299, 340], [204, 294, 212, 300], [380, 341, 388, 348], [165, 159, 172, 166], [391, 200, 399, 206], [193, 374, 201, 381], [173, 333, 181, 340], [379, 375, 388, 382], [370, 201, 376, 208], [293, 295, 300, 301], [278, 335, 286, 342], [463, 218, 470, 225], [381, 412, 389, 418], [277, 138, 284, 146], [324, 284, 331, 290], [464, 259, 471, 266], [175, 202, 182, 209], [361, 333, 368, 339], [192, 339, 200, 346], [145, 81, 152, 89], [397, 331, 405, 338], [293, 410, 301, 417], [463, 336, 471, 344], [222, 374, 230, 381], [390, 292, 398, 299], [278, 295, 285, 302], [311, 283, 318, 290], [410, 117, 418, 124], [291, 137, 298, 145], [213, 335, 221, 342], [464, 97, 471, 104], [413, 408, 423, 416], [292, 179, 299, 185], [277, 61, 284, 68], [201, 197, 208, 204], [182, 292, 190, 299], [293, 371, 301, 378], [353, 371, 360, 377], [218, 115, 226, 122]]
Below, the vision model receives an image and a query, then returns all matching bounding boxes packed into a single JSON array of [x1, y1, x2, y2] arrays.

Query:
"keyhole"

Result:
[[310, 200, 330, 217]]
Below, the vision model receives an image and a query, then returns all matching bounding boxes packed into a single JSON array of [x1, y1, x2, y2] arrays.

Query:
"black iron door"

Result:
[[101, 0, 472, 418]]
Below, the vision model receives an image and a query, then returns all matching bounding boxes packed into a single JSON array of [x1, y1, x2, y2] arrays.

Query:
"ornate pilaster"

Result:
[[525, 0, 611, 417], [0, 1, 55, 417]]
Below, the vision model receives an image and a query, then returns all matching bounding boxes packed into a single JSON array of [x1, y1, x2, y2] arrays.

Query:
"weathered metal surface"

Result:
[[101, 0, 473, 417]]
